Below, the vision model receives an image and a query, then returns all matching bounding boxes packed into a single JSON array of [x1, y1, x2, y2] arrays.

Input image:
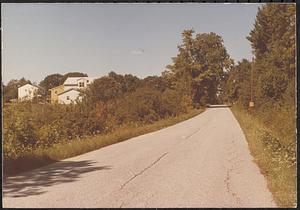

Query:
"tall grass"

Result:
[[231, 105, 296, 207], [3, 108, 204, 177]]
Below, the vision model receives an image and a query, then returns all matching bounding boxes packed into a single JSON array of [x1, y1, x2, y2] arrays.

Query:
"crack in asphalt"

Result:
[[184, 127, 203, 139], [225, 170, 241, 205], [119, 152, 168, 190], [224, 140, 242, 206], [184, 118, 212, 139], [119, 200, 125, 208]]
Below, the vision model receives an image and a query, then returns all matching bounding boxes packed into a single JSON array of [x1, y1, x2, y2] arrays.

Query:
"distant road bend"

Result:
[[3, 107, 276, 208]]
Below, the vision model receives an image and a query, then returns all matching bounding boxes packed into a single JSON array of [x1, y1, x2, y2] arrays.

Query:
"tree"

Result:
[[247, 4, 295, 103], [108, 71, 141, 93], [39, 74, 65, 96], [142, 76, 169, 92], [85, 76, 122, 103], [164, 29, 233, 106], [111, 87, 163, 124], [63, 72, 88, 78], [222, 59, 251, 107]]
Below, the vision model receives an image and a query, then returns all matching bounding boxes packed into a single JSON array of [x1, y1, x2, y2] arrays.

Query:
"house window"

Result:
[[67, 96, 70, 100], [79, 82, 85, 87], [55, 91, 57, 94], [87, 80, 89, 83]]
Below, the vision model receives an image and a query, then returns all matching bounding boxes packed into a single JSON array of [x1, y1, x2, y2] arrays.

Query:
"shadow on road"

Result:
[[3, 160, 112, 198]]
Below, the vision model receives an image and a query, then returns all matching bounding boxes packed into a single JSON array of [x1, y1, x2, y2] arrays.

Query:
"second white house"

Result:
[[51, 76, 95, 104]]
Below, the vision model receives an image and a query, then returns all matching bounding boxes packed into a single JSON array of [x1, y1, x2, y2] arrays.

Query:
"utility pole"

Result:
[[249, 57, 255, 109]]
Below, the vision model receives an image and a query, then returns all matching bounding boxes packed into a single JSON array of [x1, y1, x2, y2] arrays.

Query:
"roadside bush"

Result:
[[37, 122, 65, 148], [3, 101, 109, 160], [3, 103, 38, 159], [160, 89, 189, 116], [3, 73, 199, 162], [109, 87, 190, 125], [111, 87, 162, 124]]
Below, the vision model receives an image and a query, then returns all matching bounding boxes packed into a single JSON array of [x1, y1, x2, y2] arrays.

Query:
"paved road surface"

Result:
[[3, 108, 276, 208]]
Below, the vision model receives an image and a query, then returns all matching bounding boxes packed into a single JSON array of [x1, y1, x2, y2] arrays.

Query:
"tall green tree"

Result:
[[39, 74, 65, 96], [108, 71, 141, 93], [165, 29, 233, 105], [142, 76, 169, 92], [222, 59, 252, 107], [85, 76, 122, 103], [247, 4, 295, 103], [63, 72, 88, 79]]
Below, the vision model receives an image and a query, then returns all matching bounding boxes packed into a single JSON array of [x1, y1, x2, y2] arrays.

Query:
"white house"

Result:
[[54, 77, 95, 104], [63, 77, 95, 90], [18, 84, 39, 100], [57, 88, 83, 104]]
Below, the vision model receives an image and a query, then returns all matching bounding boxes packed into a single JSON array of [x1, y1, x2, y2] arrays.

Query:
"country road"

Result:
[[3, 108, 276, 208]]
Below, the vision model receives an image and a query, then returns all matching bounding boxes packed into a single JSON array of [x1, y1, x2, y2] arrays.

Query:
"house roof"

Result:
[[18, 83, 40, 89], [49, 84, 64, 91], [63, 77, 96, 85], [57, 88, 84, 96]]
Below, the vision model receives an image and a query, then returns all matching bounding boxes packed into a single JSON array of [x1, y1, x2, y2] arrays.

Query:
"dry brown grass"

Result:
[[4, 108, 204, 177], [231, 105, 296, 207]]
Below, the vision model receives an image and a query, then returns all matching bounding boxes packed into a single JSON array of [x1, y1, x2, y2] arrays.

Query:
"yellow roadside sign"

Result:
[[249, 101, 255, 107]]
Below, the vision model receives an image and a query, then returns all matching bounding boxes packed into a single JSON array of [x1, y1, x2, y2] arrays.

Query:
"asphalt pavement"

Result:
[[3, 107, 276, 208]]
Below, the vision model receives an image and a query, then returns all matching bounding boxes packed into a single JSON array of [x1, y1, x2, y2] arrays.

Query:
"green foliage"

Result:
[[160, 89, 192, 115], [247, 3, 295, 103], [86, 76, 123, 103], [142, 76, 170, 92], [62, 72, 88, 81], [3, 101, 107, 159], [110, 87, 185, 125], [39, 73, 65, 96], [221, 4, 296, 163], [164, 29, 233, 105], [222, 59, 251, 107], [108, 71, 141, 93], [84, 71, 141, 105], [3, 71, 193, 161], [224, 4, 295, 110]]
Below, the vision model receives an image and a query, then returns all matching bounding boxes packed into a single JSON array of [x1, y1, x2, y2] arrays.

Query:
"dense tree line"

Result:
[[223, 4, 295, 107], [222, 4, 295, 148], [3, 70, 192, 159]]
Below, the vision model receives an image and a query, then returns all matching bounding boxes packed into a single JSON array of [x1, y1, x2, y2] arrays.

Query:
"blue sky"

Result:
[[2, 3, 260, 84]]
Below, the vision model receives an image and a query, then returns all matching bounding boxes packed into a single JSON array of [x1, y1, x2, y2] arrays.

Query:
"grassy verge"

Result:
[[4, 108, 204, 177], [230, 105, 296, 207]]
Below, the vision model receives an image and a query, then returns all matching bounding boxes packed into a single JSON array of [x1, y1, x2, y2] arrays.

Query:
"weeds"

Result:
[[231, 105, 296, 207]]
